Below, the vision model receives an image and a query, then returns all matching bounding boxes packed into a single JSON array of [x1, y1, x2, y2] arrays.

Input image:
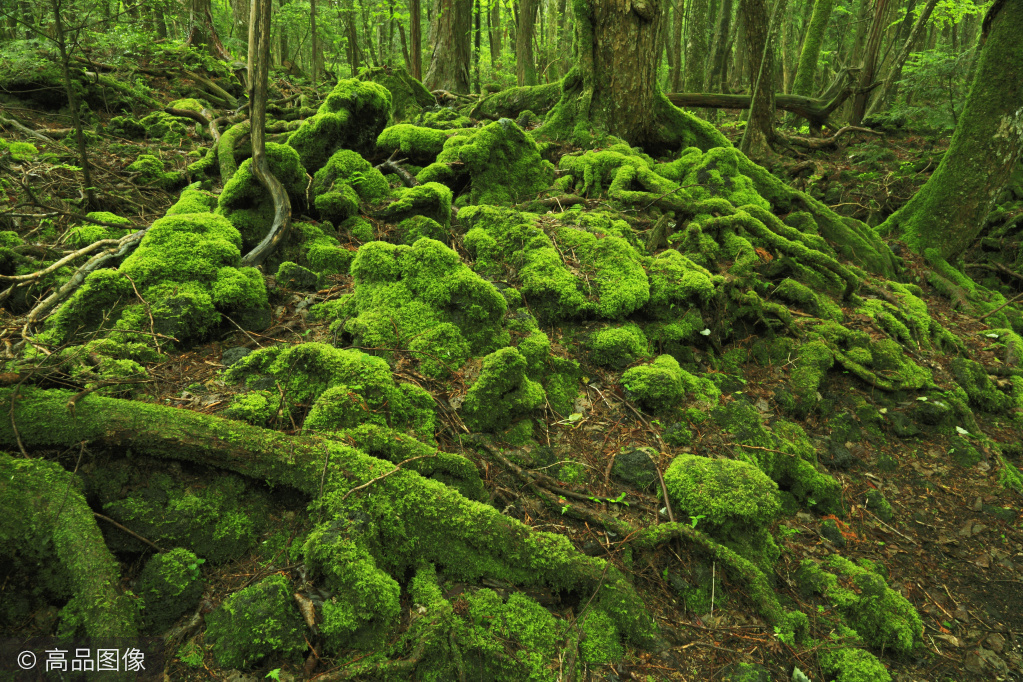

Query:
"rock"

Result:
[[889, 412, 922, 438], [912, 399, 953, 426], [221, 347, 252, 366], [611, 447, 659, 491], [276, 261, 321, 290], [826, 440, 857, 470], [986, 633, 1006, 653], [231, 306, 272, 332], [820, 518, 847, 547]]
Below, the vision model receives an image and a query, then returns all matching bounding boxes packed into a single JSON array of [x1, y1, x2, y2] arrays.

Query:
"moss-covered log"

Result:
[[469, 81, 564, 120], [0, 387, 659, 668]]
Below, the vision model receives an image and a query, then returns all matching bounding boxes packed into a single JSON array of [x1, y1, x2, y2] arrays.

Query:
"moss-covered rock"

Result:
[[820, 647, 892, 682], [205, 573, 306, 669], [276, 260, 321, 290], [311, 148, 391, 225], [378, 181, 453, 230], [223, 389, 280, 427], [66, 212, 133, 247], [461, 347, 545, 432], [216, 142, 308, 250], [137, 548, 204, 633], [319, 239, 508, 376], [418, 119, 554, 206], [376, 124, 454, 165], [798, 555, 922, 654], [664, 454, 781, 572], [622, 355, 719, 414], [360, 64, 435, 124], [287, 78, 392, 173], [588, 323, 649, 369], [127, 154, 183, 190]]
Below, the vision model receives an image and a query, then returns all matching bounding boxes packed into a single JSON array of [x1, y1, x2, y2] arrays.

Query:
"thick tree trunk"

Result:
[[232, 0, 249, 48], [516, 0, 538, 85], [411, 0, 423, 79], [425, 0, 472, 92], [474, 0, 482, 90], [669, 1, 684, 91], [708, 0, 734, 92], [488, 0, 502, 66], [880, 0, 1023, 259], [738, 0, 778, 160], [791, 0, 835, 99], [187, 0, 231, 60], [850, 0, 892, 124], [241, 0, 293, 268], [865, 0, 939, 118], [538, 0, 730, 153]]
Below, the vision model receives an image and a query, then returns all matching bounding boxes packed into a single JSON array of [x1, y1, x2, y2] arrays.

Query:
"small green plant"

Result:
[[688, 514, 706, 529], [266, 669, 282, 681], [774, 625, 796, 646]]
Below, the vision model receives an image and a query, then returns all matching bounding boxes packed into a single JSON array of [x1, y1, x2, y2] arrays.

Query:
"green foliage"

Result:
[[588, 323, 650, 368], [205, 574, 306, 669], [890, 49, 974, 133]]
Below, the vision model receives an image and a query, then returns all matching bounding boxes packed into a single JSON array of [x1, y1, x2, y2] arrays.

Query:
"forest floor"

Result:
[[1, 67, 1021, 682]]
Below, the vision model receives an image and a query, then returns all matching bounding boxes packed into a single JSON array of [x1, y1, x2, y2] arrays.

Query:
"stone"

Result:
[[889, 412, 922, 438], [611, 447, 659, 491], [221, 347, 252, 366]]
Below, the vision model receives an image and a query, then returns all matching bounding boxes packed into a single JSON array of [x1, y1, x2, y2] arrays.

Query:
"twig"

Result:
[[0, 238, 124, 283], [123, 273, 163, 354], [0, 115, 54, 143], [978, 290, 1023, 321], [224, 314, 263, 347], [93, 511, 166, 552], [340, 453, 437, 502]]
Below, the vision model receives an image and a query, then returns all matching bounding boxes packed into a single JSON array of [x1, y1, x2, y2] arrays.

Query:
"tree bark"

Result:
[[879, 0, 1023, 259], [343, 0, 362, 76], [850, 0, 893, 124], [516, 0, 538, 85], [708, 0, 734, 92], [186, 0, 231, 60], [790, 0, 835, 100], [488, 0, 502, 66], [865, 0, 939, 118], [538, 0, 730, 153], [241, 0, 293, 268], [738, 0, 779, 160], [684, 0, 711, 94], [669, 1, 684, 91], [667, 85, 855, 128], [411, 0, 423, 79], [425, 0, 472, 92]]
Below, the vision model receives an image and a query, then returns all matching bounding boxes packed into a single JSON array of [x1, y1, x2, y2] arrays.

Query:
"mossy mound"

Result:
[[376, 124, 455, 165], [820, 647, 892, 682], [205, 573, 306, 669], [622, 355, 720, 414], [664, 454, 781, 573], [798, 555, 923, 654], [360, 64, 435, 124], [588, 323, 649, 369], [461, 346, 545, 432], [216, 142, 308, 250], [314, 238, 508, 377], [137, 548, 204, 633], [126, 154, 183, 191], [417, 119, 555, 206], [294, 222, 354, 275], [378, 182, 453, 232], [287, 78, 392, 173], [712, 400, 842, 513], [66, 212, 133, 247], [47, 199, 270, 346], [138, 111, 196, 145], [311, 149, 391, 225]]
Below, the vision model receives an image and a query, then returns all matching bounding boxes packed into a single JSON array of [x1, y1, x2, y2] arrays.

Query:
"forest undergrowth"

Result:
[[1, 42, 1022, 682]]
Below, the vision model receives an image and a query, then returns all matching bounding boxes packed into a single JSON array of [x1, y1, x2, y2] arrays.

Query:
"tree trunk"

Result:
[[865, 0, 939, 118], [708, 0, 734, 92], [232, 0, 250, 49], [516, 0, 538, 85], [791, 0, 835, 100], [474, 0, 482, 90], [684, 0, 711, 93], [850, 0, 893, 124], [241, 0, 293, 268], [425, 0, 472, 92], [411, 0, 423, 79], [311, 0, 320, 83], [488, 0, 502, 66], [187, 0, 231, 60], [738, 0, 778, 160], [48, 0, 97, 210], [538, 0, 729, 153], [879, 0, 1023, 259], [669, 1, 683, 90]]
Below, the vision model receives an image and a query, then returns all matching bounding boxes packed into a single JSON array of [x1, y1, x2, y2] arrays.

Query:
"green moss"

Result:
[[646, 250, 720, 317], [820, 647, 891, 682], [588, 323, 649, 369], [360, 64, 435, 124], [323, 238, 508, 374], [138, 548, 204, 633], [376, 124, 453, 164], [378, 181, 453, 229], [798, 555, 922, 654], [951, 356, 1017, 414], [223, 390, 280, 426], [167, 183, 218, 215], [664, 454, 781, 572], [622, 355, 720, 414], [713, 401, 842, 513], [138, 111, 193, 145], [296, 222, 353, 275], [863, 489, 894, 522], [776, 278, 843, 320], [205, 573, 306, 669], [579, 609, 625, 664], [127, 154, 182, 190], [311, 149, 391, 225], [395, 215, 447, 245], [556, 226, 650, 319], [287, 78, 392, 172], [216, 142, 308, 250], [276, 260, 322, 290], [789, 340, 835, 417], [461, 347, 545, 432]]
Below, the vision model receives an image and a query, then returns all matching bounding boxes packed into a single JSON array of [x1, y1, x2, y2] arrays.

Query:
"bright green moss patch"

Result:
[[223, 390, 280, 427], [461, 347, 545, 432], [311, 149, 391, 225], [376, 124, 453, 164], [360, 64, 434, 124], [820, 647, 892, 682], [622, 355, 720, 414], [205, 573, 306, 669], [127, 154, 183, 190], [378, 181, 453, 229], [798, 555, 922, 654], [287, 78, 392, 172], [588, 323, 649, 368]]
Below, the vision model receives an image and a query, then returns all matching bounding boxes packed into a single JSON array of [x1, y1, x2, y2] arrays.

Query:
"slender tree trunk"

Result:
[[516, 0, 538, 85], [738, 0, 779, 159], [488, 0, 502, 66], [411, 0, 423, 79], [187, 0, 231, 59], [708, 0, 734, 92], [232, 0, 250, 52], [242, 0, 292, 267], [343, 0, 362, 76], [733, 10, 746, 91], [668, 2, 683, 90], [48, 0, 97, 209], [866, 0, 938, 117], [425, 0, 472, 91], [789, 0, 835, 129], [850, 0, 893, 124], [474, 0, 482, 90], [880, 0, 1023, 259]]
